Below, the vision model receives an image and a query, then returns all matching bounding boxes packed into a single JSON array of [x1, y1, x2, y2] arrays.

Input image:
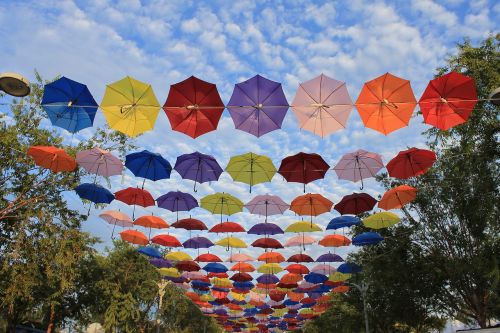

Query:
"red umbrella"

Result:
[[230, 272, 253, 282], [287, 254, 314, 263], [176, 260, 201, 272], [285, 264, 310, 275], [115, 187, 155, 218], [270, 289, 286, 302], [251, 238, 284, 249], [171, 217, 207, 230], [387, 147, 436, 179], [151, 234, 182, 247], [278, 152, 330, 192], [334, 192, 377, 215], [419, 72, 478, 130], [257, 252, 285, 263], [208, 272, 229, 278], [163, 76, 225, 138], [119, 229, 148, 245], [195, 253, 222, 262], [209, 222, 246, 233]]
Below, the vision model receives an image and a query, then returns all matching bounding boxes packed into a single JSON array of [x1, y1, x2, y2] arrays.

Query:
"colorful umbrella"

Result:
[[196, 253, 222, 262], [257, 263, 283, 274], [159, 267, 181, 278], [204, 262, 228, 273], [333, 149, 384, 189], [165, 251, 192, 261], [290, 193, 333, 222], [355, 72, 416, 135], [209, 222, 246, 233], [284, 235, 316, 248], [201, 193, 244, 221], [334, 192, 377, 215], [386, 147, 436, 179], [285, 221, 322, 233], [257, 274, 279, 285], [326, 216, 361, 230], [171, 217, 207, 231], [319, 235, 351, 247], [316, 253, 343, 263], [27, 146, 76, 172], [226, 152, 277, 192], [176, 260, 201, 272], [215, 237, 247, 249], [115, 187, 155, 218], [156, 191, 198, 221], [120, 229, 148, 245], [288, 254, 314, 263], [99, 210, 133, 238], [125, 150, 171, 186], [75, 183, 114, 204], [419, 72, 478, 130], [183, 237, 214, 249], [285, 264, 310, 275], [378, 185, 417, 210], [174, 152, 223, 191], [278, 152, 330, 192], [311, 264, 335, 275], [227, 74, 288, 137], [230, 262, 255, 272], [251, 238, 284, 249], [151, 234, 182, 247], [41, 76, 98, 133], [258, 252, 285, 263], [363, 212, 400, 229], [163, 76, 225, 138], [137, 247, 162, 258], [100, 76, 160, 137], [228, 253, 255, 262], [291, 74, 352, 137], [133, 215, 169, 239], [76, 147, 122, 177], [352, 232, 384, 246], [247, 223, 284, 235], [231, 272, 254, 282], [337, 263, 362, 274], [245, 195, 289, 222]]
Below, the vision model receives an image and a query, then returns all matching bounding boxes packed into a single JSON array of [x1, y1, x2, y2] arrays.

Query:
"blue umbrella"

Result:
[[352, 232, 384, 246], [233, 281, 254, 290], [316, 253, 344, 262], [125, 150, 171, 187], [283, 299, 299, 306], [337, 263, 363, 274], [41, 76, 98, 133], [138, 246, 162, 258], [183, 236, 214, 249], [304, 272, 328, 284], [174, 152, 223, 192], [326, 216, 361, 230], [75, 183, 114, 214], [247, 222, 284, 235], [156, 191, 198, 221], [203, 262, 228, 273]]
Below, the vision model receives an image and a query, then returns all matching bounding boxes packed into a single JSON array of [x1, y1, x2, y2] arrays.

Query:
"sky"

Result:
[[0, 0, 498, 330]]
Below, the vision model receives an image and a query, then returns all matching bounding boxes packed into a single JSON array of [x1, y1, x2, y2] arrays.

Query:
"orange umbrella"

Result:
[[230, 262, 255, 273], [119, 229, 148, 245], [378, 185, 417, 210], [151, 234, 182, 247], [332, 285, 350, 293], [27, 146, 76, 172], [355, 72, 416, 135], [280, 273, 303, 284], [258, 251, 285, 263], [288, 291, 304, 302], [134, 215, 169, 229], [319, 235, 351, 247], [290, 193, 333, 217]]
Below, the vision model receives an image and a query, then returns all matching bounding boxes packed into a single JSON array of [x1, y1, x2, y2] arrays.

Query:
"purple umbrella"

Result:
[[257, 274, 279, 284], [247, 222, 284, 235], [156, 191, 198, 221], [227, 75, 289, 137], [245, 194, 289, 222], [333, 149, 384, 190], [183, 236, 214, 249], [149, 258, 172, 268], [174, 152, 223, 192], [316, 253, 344, 262]]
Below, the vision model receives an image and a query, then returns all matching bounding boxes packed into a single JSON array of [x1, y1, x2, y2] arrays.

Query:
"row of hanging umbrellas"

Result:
[[41, 72, 478, 137]]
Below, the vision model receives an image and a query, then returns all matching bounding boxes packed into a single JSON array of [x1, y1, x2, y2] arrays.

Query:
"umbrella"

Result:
[[215, 237, 247, 249], [41, 76, 98, 133], [257, 274, 279, 285], [201, 193, 244, 221], [284, 235, 316, 248], [159, 267, 181, 278], [27, 146, 76, 172], [291, 74, 353, 137], [285, 264, 310, 275], [280, 273, 303, 284], [326, 216, 361, 230], [386, 148, 436, 179], [285, 221, 322, 233], [171, 218, 207, 231], [287, 254, 314, 263], [363, 212, 400, 229], [290, 193, 333, 223], [115, 187, 155, 218], [100, 76, 160, 137], [258, 252, 285, 263], [230, 262, 255, 272], [183, 236, 214, 249], [125, 150, 172, 187], [257, 263, 283, 274], [278, 152, 329, 192], [156, 191, 198, 221], [319, 235, 351, 247], [163, 76, 225, 138], [98, 210, 133, 238], [228, 253, 255, 262], [204, 263, 228, 273], [352, 232, 384, 246], [316, 253, 343, 262], [76, 147, 122, 177], [137, 246, 162, 258], [334, 193, 377, 215], [151, 234, 182, 247], [227, 74, 288, 137], [176, 260, 201, 272], [231, 272, 254, 282], [311, 264, 335, 275], [245, 195, 289, 222], [209, 222, 246, 233], [165, 251, 192, 261], [120, 229, 148, 245], [174, 152, 223, 191], [75, 183, 114, 204], [378, 185, 417, 210], [355, 72, 416, 135], [134, 215, 169, 239], [337, 263, 362, 274], [332, 285, 350, 293], [248, 223, 284, 235], [196, 253, 222, 262], [149, 258, 172, 268], [251, 238, 284, 249], [419, 72, 478, 130], [333, 149, 384, 189], [226, 153, 277, 192], [328, 272, 351, 282], [304, 273, 327, 284]]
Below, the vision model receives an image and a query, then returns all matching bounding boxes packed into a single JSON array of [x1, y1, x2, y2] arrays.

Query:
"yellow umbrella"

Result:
[[211, 277, 233, 288], [165, 251, 192, 261], [215, 237, 247, 249], [257, 263, 283, 274], [285, 221, 322, 233], [230, 291, 247, 301], [363, 212, 400, 229], [158, 267, 180, 278], [225, 152, 277, 192], [200, 294, 214, 302], [100, 76, 160, 137], [328, 272, 352, 282], [273, 308, 288, 316]]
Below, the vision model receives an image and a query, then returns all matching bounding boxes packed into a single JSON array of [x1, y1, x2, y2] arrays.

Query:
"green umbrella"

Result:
[[225, 152, 276, 192], [200, 192, 244, 222]]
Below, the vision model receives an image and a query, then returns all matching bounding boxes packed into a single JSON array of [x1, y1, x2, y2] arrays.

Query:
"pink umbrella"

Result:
[[99, 210, 133, 238], [76, 147, 123, 177], [226, 253, 254, 262], [284, 235, 316, 248], [245, 194, 289, 222], [311, 264, 336, 275], [292, 74, 353, 137], [333, 149, 384, 189]]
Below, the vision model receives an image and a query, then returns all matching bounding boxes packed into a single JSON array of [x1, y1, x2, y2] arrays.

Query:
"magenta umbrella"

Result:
[[292, 74, 353, 137], [76, 147, 123, 177], [333, 149, 384, 189], [244, 194, 289, 222]]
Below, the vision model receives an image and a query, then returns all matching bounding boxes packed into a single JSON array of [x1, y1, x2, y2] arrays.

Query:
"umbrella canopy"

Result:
[[258, 252, 285, 263], [227, 74, 288, 137], [378, 185, 417, 210], [76, 147, 122, 177], [100, 76, 160, 137], [284, 235, 316, 248], [133, 215, 169, 229], [285, 221, 322, 233], [304, 273, 327, 284], [333, 149, 384, 189], [248, 223, 284, 235], [337, 263, 362, 274], [176, 260, 201, 272], [334, 193, 377, 215], [311, 264, 335, 275], [226, 152, 277, 192], [326, 216, 361, 230], [285, 264, 310, 275], [328, 272, 351, 282], [159, 267, 181, 278], [99, 210, 133, 227], [171, 218, 207, 231], [125, 150, 172, 183], [204, 263, 228, 273], [316, 253, 343, 263], [120, 229, 148, 245], [231, 272, 254, 282], [27, 146, 76, 172], [163, 76, 225, 138], [291, 74, 353, 137], [201, 193, 244, 218], [419, 72, 478, 130], [281, 273, 303, 284], [165, 251, 192, 261], [151, 234, 182, 247], [257, 274, 279, 285], [352, 232, 384, 246], [215, 237, 247, 249], [363, 212, 400, 229], [183, 236, 214, 249], [41, 76, 98, 133], [196, 253, 222, 262], [257, 263, 283, 274], [287, 254, 314, 263], [290, 194, 333, 219], [355, 72, 416, 135], [115, 187, 155, 207], [156, 191, 198, 220], [210, 222, 246, 233], [174, 152, 223, 191], [319, 235, 351, 247], [251, 238, 284, 249], [230, 262, 255, 272], [245, 195, 289, 221], [228, 253, 255, 262], [278, 153, 329, 192], [386, 148, 436, 179], [149, 258, 172, 268], [75, 183, 114, 204]]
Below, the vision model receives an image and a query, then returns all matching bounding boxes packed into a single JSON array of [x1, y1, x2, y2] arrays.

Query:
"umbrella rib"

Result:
[[103, 85, 133, 104]]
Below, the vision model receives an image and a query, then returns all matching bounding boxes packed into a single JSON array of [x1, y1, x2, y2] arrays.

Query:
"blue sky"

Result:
[[0, 1, 497, 325]]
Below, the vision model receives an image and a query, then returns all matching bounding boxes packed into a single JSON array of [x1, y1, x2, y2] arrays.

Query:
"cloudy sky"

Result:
[[0, 0, 497, 298]]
